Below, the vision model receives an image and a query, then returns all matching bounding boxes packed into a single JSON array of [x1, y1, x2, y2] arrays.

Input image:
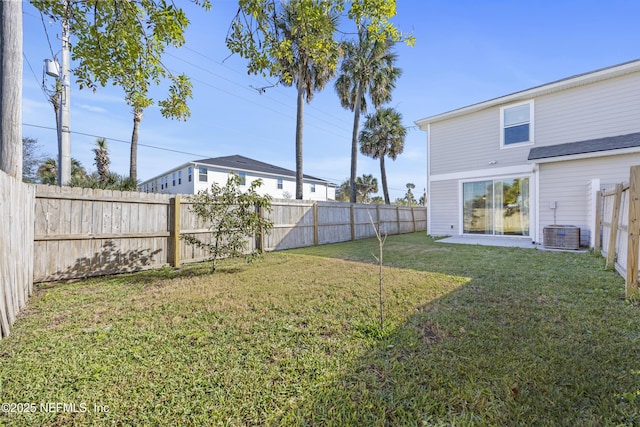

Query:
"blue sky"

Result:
[[21, 0, 640, 200]]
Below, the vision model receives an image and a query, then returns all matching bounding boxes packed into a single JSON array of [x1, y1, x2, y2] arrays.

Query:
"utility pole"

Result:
[[0, 1, 23, 179], [57, 2, 71, 186]]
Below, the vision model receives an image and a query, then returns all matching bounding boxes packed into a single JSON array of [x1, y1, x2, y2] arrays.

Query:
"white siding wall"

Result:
[[429, 72, 640, 177], [537, 153, 640, 245], [429, 180, 459, 236], [427, 69, 640, 244], [430, 108, 528, 176], [193, 167, 334, 201], [535, 73, 640, 146]]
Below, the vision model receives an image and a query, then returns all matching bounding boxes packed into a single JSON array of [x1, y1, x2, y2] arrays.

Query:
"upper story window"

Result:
[[277, 178, 283, 189], [238, 172, 246, 186], [188, 167, 192, 182], [500, 101, 534, 147], [310, 183, 316, 193], [199, 167, 208, 182], [178, 170, 182, 185], [172, 172, 176, 186]]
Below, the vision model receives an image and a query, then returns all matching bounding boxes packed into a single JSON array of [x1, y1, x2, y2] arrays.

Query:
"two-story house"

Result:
[[139, 154, 336, 201], [416, 59, 640, 247]]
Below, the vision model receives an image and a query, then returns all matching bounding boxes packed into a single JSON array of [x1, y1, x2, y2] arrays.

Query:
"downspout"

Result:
[[533, 162, 540, 245], [426, 123, 432, 235]]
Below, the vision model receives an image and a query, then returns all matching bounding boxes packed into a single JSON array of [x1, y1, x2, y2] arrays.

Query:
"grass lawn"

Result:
[[1, 233, 639, 426]]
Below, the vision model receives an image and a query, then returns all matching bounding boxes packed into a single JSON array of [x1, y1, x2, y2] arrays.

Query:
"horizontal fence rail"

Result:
[[32, 187, 427, 283]]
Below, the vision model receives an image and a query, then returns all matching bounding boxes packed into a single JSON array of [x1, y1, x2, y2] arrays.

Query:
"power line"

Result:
[[23, 122, 352, 185], [23, 122, 214, 158], [165, 52, 352, 137], [22, 123, 422, 191], [23, 53, 50, 102], [39, 11, 57, 60], [182, 45, 352, 126]]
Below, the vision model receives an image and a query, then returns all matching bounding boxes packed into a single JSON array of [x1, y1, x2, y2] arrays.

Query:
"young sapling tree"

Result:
[[182, 173, 273, 272]]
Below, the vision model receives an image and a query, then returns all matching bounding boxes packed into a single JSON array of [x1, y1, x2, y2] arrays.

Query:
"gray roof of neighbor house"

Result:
[[193, 154, 332, 184], [528, 132, 640, 160]]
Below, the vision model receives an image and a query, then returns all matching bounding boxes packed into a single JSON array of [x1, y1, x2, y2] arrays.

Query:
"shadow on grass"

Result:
[[276, 233, 640, 425]]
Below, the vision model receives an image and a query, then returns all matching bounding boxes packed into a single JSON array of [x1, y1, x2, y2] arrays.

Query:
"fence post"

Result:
[[313, 203, 319, 246], [606, 184, 623, 270], [169, 195, 181, 267], [411, 207, 416, 232], [257, 206, 265, 253], [396, 206, 401, 234], [350, 204, 355, 241], [594, 191, 602, 250], [626, 166, 640, 298]]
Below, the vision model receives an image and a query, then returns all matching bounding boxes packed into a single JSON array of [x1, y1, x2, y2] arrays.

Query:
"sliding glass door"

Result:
[[463, 177, 529, 236]]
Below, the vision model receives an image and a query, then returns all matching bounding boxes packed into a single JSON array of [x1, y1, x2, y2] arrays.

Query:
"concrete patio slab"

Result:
[[437, 236, 536, 249]]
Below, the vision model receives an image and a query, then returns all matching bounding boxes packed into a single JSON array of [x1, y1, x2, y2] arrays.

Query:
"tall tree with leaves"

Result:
[[22, 137, 43, 183], [226, 1, 411, 199], [335, 27, 402, 203], [227, 0, 340, 199], [32, 1, 209, 182], [359, 107, 406, 204]]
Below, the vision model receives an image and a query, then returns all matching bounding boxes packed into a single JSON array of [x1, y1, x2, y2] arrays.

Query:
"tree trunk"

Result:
[[349, 85, 364, 204], [130, 108, 143, 182], [380, 155, 390, 204], [295, 83, 304, 200], [0, 1, 22, 178]]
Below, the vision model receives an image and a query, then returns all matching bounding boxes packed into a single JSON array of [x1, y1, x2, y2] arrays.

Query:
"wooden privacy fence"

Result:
[[264, 200, 426, 251], [0, 171, 35, 338], [33, 186, 427, 282], [597, 165, 640, 298]]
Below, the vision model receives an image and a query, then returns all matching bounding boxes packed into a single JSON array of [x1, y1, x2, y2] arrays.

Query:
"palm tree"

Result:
[[405, 182, 416, 206], [355, 173, 378, 203], [336, 178, 351, 202], [278, 0, 340, 199], [359, 107, 407, 204], [37, 158, 58, 185], [93, 137, 110, 182], [335, 28, 402, 203], [37, 157, 87, 185]]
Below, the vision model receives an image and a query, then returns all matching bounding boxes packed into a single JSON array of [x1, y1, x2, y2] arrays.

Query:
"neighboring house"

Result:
[[416, 59, 640, 248], [139, 154, 336, 201]]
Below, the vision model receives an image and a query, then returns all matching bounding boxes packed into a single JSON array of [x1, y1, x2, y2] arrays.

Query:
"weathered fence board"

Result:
[[33, 186, 172, 282], [0, 171, 35, 338]]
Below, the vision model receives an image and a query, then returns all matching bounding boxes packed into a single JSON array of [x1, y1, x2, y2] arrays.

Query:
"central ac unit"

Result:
[[543, 225, 580, 250]]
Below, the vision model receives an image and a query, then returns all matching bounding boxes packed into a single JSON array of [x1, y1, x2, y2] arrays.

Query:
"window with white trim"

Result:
[[277, 178, 283, 189], [500, 101, 533, 147], [311, 183, 316, 193], [199, 167, 207, 182]]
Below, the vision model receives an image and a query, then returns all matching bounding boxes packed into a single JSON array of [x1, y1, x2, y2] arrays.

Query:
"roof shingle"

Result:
[[528, 132, 640, 161], [193, 155, 328, 182]]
